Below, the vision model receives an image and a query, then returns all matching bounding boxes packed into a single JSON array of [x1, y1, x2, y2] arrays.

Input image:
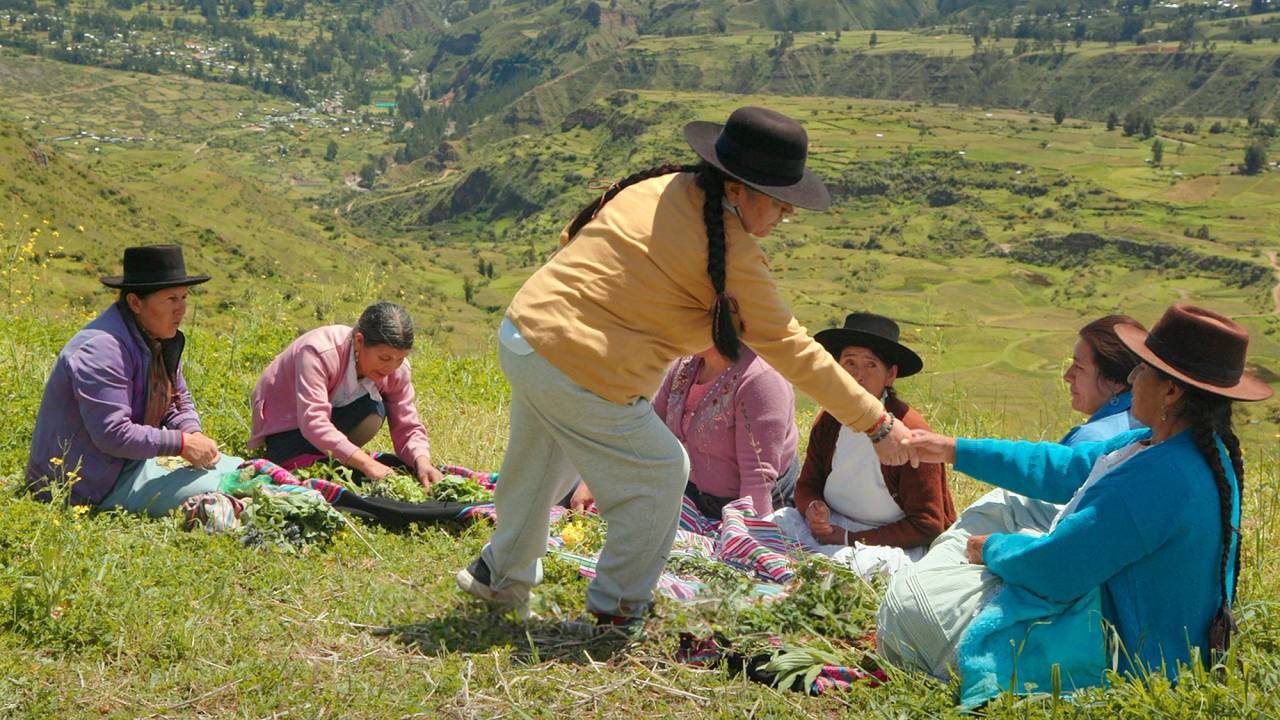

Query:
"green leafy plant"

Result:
[[238, 486, 344, 552], [428, 473, 493, 503], [365, 471, 430, 503]]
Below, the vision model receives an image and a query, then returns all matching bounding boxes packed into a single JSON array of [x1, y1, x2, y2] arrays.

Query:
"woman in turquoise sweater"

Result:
[[884, 304, 1272, 699]]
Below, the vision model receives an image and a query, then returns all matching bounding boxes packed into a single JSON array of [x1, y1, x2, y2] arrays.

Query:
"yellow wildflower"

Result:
[[560, 523, 586, 547]]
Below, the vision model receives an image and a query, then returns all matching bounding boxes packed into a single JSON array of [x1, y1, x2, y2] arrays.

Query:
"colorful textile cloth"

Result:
[[702, 496, 795, 584], [812, 664, 887, 693], [180, 491, 245, 532], [224, 458, 349, 503], [465, 492, 796, 599], [439, 463, 498, 490]]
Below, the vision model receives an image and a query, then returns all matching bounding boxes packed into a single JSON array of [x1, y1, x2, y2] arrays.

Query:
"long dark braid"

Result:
[[1172, 378, 1243, 656], [565, 160, 742, 361], [694, 162, 741, 361], [565, 163, 694, 240]]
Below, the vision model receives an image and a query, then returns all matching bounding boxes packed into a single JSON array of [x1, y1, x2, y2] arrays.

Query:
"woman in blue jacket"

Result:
[[881, 303, 1272, 697]]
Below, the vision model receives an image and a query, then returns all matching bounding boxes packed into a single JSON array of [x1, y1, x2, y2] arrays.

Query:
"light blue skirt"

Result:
[[99, 454, 245, 517]]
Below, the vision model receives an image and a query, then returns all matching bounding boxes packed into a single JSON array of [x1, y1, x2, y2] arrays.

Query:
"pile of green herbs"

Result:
[[237, 485, 344, 552], [291, 462, 493, 503]]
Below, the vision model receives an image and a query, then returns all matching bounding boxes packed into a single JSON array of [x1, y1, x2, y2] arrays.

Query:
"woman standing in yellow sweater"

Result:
[[457, 106, 917, 632]]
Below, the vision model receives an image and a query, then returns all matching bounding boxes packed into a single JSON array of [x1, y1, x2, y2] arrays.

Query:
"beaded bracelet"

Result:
[[867, 411, 895, 443]]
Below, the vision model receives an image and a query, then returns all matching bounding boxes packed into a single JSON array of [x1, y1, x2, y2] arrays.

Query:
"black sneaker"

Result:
[[593, 612, 646, 639]]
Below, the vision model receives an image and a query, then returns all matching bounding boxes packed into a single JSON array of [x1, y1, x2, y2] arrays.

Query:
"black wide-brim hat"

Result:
[[815, 311, 924, 378], [684, 106, 832, 211], [101, 244, 211, 290], [1115, 303, 1272, 402]]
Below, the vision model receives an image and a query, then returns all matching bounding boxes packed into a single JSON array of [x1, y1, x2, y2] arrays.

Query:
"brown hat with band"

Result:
[[1115, 303, 1273, 401]]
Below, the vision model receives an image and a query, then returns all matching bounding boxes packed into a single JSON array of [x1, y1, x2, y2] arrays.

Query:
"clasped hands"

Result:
[[875, 425, 958, 467]]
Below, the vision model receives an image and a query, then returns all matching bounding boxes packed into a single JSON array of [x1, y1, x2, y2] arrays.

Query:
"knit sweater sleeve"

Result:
[[792, 412, 840, 515], [384, 362, 431, 465], [983, 452, 1179, 602], [67, 334, 183, 459], [953, 429, 1148, 504], [732, 366, 796, 516], [294, 344, 360, 463], [652, 361, 679, 424], [848, 407, 951, 549]]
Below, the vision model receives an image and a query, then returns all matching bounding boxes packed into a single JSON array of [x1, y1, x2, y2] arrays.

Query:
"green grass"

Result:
[[1, 291, 1279, 718]]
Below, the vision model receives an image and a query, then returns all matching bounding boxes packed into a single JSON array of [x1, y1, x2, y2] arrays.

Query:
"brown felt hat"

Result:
[[1115, 303, 1273, 402], [683, 106, 831, 211]]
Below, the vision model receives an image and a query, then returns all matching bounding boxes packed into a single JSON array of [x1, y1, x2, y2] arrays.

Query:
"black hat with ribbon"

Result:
[[683, 106, 831, 211], [100, 245, 211, 291], [815, 312, 924, 378]]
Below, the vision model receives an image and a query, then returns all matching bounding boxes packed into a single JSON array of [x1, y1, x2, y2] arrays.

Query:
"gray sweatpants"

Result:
[[481, 342, 690, 618]]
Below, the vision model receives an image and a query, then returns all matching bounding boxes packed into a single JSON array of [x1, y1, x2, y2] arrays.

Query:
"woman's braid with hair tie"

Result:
[[565, 163, 695, 241], [1180, 388, 1242, 656], [561, 160, 742, 360], [695, 162, 741, 362]]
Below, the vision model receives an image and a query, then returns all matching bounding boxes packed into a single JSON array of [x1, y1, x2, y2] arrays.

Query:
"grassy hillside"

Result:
[[480, 32, 1280, 139], [0, 52, 512, 350], [1, 15, 1279, 718], [1, 290, 1279, 718]]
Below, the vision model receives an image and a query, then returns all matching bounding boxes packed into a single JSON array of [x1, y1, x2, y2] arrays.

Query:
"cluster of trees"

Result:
[[964, 0, 1273, 49], [1105, 109, 1156, 139], [475, 257, 498, 278], [0, 0, 402, 106]]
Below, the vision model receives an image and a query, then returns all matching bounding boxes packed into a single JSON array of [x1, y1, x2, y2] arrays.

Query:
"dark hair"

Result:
[[356, 301, 414, 350], [1162, 371, 1244, 657], [1078, 315, 1145, 391], [565, 161, 742, 361]]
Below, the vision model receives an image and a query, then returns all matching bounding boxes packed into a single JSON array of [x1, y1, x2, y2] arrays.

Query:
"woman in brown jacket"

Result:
[[775, 313, 955, 574]]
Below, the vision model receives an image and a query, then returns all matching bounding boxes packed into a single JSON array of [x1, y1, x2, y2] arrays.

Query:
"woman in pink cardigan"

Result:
[[570, 346, 798, 519], [654, 347, 798, 518], [249, 302, 444, 488]]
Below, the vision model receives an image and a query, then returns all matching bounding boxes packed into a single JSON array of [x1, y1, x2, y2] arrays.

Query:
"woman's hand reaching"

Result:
[[873, 419, 918, 466], [902, 429, 958, 465]]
